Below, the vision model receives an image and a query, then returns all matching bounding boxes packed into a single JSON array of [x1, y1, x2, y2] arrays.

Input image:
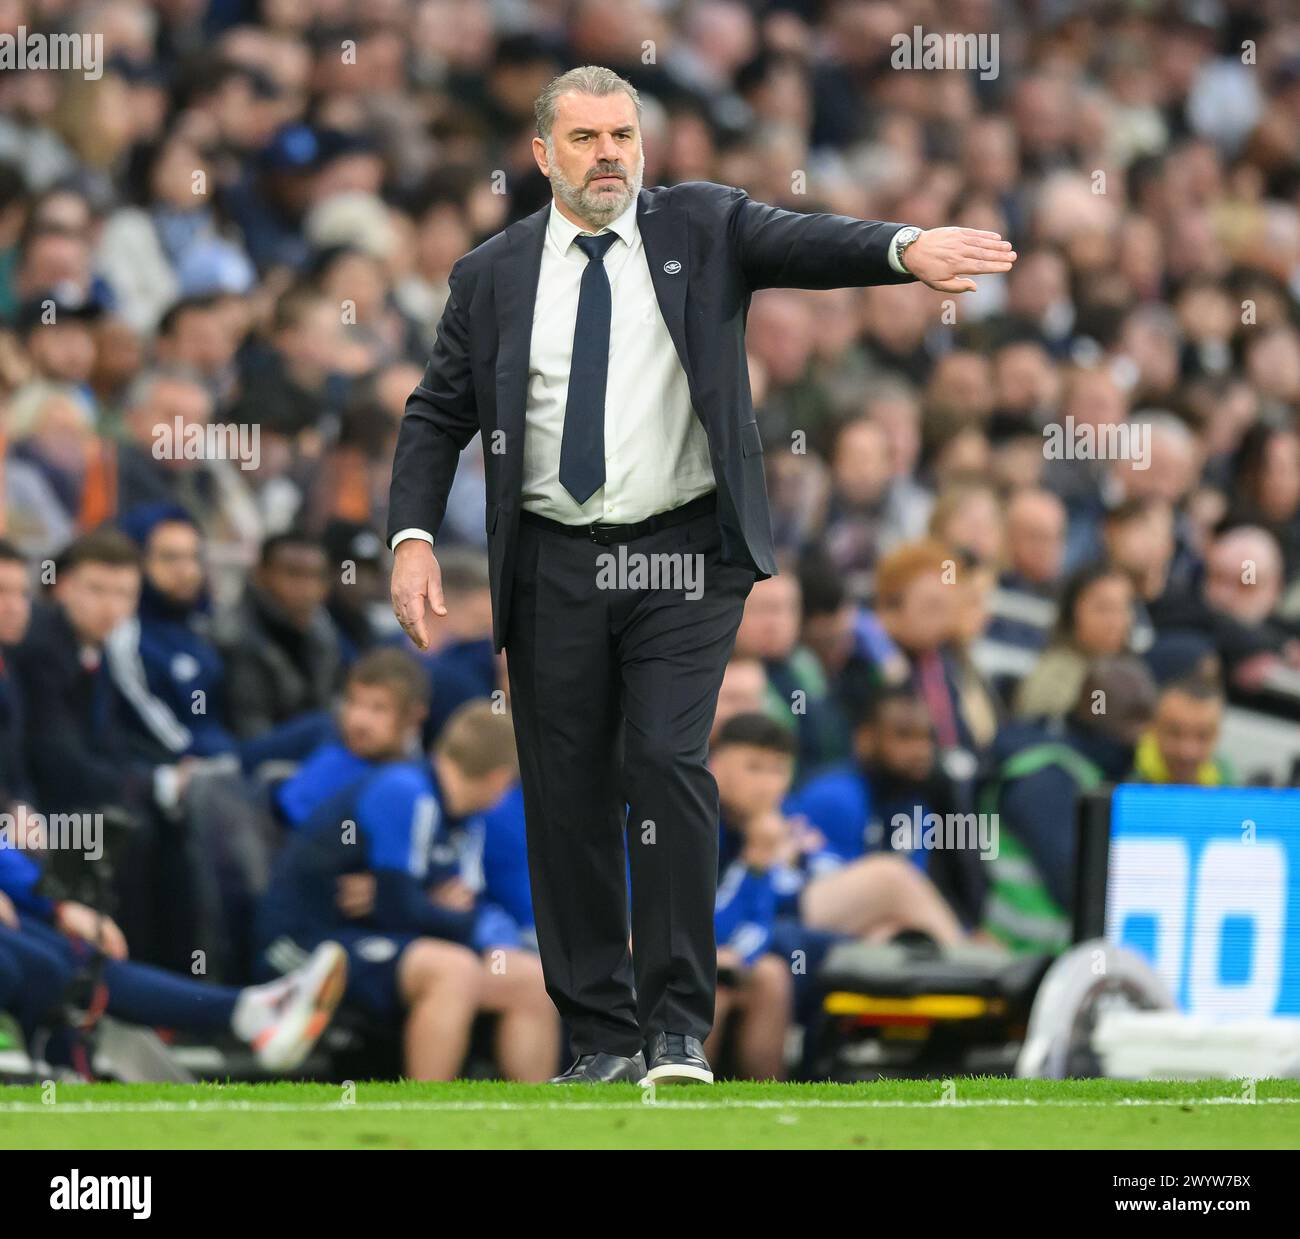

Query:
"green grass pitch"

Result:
[[1, 1077, 1298, 1149]]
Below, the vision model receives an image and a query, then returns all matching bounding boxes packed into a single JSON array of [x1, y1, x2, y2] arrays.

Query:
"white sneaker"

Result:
[[237, 942, 348, 1071]]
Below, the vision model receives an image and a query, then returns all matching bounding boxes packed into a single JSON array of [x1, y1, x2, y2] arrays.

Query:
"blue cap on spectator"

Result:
[[118, 502, 199, 548], [176, 240, 257, 297], [260, 124, 321, 173], [1144, 632, 1218, 685]]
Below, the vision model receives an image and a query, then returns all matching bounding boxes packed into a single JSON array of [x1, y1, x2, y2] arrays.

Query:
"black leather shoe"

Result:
[[642, 1033, 713, 1085], [549, 1051, 647, 1084]]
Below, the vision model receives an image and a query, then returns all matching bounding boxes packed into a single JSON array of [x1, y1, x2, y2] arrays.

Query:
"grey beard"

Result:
[[549, 146, 644, 229]]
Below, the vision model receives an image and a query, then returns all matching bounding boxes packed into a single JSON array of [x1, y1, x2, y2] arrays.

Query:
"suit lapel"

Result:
[[493, 205, 547, 450], [636, 192, 693, 385]]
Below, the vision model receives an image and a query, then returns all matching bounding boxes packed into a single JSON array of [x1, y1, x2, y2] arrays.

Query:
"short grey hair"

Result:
[[123, 366, 211, 414], [534, 65, 641, 142], [1130, 409, 1197, 451]]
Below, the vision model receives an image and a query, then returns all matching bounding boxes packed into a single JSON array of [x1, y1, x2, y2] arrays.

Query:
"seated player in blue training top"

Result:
[[0, 805, 346, 1074], [784, 686, 985, 929], [769, 694, 968, 946], [477, 782, 536, 950], [711, 802, 789, 1080], [254, 650, 558, 1080], [709, 712, 969, 1061]]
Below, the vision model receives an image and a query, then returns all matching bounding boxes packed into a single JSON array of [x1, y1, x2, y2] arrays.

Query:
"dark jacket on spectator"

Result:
[[107, 577, 238, 759], [419, 635, 496, 746], [982, 718, 1134, 915], [0, 646, 33, 804], [12, 602, 164, 814], [220, 586, 343, 739]]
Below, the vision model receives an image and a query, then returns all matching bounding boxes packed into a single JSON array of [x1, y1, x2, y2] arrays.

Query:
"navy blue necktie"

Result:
[[560, 230, 620, 505]]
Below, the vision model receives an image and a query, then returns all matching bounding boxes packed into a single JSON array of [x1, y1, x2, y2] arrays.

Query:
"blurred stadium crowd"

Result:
[[0, 0, 1299, 1082]]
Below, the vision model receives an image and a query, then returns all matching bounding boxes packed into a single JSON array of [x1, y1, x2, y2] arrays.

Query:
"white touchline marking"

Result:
[[0, 1097, 1296, 1116]]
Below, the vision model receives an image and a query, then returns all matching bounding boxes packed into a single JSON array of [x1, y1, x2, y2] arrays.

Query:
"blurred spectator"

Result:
[[1003, 488, 1066, 597], [2, 382, 102, 557], [112, 502, 235, 758], [872, 539, 975, 758], [10, 528, 222, 970], [798, 547, 906, 737], [712, 654, 769, 743], [787, 687, 985, 928], [15, 291, 100, 386], [321, 517, 393, 664], [928, 475, 1005, 567], [230, 283, 369, 438], [0, 538, 33, 803], [154, 294, 243, 408], [1015, 561, 1136, 722], [707, 716, 796, 1080], [13, 529, 172, 816], [1133, 674, 1234, 786], [980, 656, 1158, 952], [989, 487, 1067, 649], [734, 569, 850, 777], [950, 552, 1003, 752], [417, 546, 496, 746], [1225, 422, 1300, 580], [219, 531, 343, 737], [822, 414, 930, 582]]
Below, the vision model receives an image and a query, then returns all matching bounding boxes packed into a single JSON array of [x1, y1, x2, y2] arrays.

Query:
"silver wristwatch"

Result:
[[890, 225, 923, 274]]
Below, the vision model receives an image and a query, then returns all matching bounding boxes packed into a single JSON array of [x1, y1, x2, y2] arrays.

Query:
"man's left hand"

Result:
[[902, 227, 1017, 293]]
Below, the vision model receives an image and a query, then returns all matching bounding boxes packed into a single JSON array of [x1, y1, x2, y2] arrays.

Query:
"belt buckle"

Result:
[[589, 522, 618, 546]]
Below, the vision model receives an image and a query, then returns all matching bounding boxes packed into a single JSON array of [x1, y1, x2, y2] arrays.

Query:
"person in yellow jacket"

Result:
[[1131, 674, 1235, 787]]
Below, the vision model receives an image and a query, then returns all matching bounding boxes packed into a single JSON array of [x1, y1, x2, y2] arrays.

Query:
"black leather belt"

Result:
[[519, 491, 717, 545]]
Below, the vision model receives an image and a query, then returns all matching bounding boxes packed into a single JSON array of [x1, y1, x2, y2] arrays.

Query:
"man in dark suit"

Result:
[[388, 65, 1015, 1084]]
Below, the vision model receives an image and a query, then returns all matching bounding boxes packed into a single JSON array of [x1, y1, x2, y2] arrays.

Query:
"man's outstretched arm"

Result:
[[725, 187, 1015, 293]]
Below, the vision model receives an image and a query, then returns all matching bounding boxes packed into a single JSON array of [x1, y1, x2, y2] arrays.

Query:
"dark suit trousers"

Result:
[[504, 505, 755, 1056]]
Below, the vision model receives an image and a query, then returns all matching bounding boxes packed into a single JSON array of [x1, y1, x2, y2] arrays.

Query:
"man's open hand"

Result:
[[391, 540, 446, 651], [902, 227, 1017, 293]]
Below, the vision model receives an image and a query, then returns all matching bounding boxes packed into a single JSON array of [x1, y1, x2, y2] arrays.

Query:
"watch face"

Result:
[[894, 227, 921, 267]]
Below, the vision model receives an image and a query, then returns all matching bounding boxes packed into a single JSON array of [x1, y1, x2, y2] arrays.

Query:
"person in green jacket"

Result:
[[979, 655, 1158, 953]]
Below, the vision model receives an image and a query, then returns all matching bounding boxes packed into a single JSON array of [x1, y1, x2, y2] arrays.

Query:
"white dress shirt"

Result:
[[393, 194, 715, 547]]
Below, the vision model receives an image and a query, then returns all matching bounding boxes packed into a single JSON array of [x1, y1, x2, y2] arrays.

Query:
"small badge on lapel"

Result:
[[663, 260, 682, 275]]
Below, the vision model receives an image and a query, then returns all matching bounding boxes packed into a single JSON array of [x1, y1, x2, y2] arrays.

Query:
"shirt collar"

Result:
[[547, 192, 638, 255]]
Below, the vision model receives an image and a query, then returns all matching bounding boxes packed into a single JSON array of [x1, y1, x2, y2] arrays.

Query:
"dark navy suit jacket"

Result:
[[387, 181, 912, 650]]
